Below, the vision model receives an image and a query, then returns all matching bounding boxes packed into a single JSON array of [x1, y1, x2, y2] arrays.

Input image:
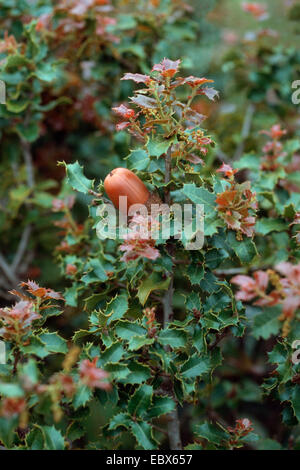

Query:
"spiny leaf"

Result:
[[128, 384, 153, 417], [60, 161, 94, 194], [130, 420, 156, 450]]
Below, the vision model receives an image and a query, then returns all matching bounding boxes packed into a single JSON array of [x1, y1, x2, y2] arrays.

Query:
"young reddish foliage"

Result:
[[216, 163, 257, 238], [79, 358, 112, 390]]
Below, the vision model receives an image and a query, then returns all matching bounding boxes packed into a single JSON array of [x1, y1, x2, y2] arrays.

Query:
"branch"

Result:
[[208, 328, 229, 351], [0, 287, 15, 301], [162, 277, 174, 327], [0, 140, 34, 294], [12, 225, 32, 272], [233, 103, 255, 161], [21, 139, 34, 189], [161, 144, 182, 451], [0, 252, 19, 286], [164, 145, 172, 206], [162, 277, 182, 450]]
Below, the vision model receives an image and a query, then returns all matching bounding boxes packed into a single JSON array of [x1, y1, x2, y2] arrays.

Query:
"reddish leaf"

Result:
[[112, 104, 135, 119], [152, 58, 181, 77], [121, 73, 151, 84]]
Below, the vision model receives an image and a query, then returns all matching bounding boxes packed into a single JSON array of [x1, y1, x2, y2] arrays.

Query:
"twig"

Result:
[[216, 149, 230, 164], [13, 349, 20, 375], [164, 146, 172, 206], [161, 144, 182, 451], [208, 328, 229, 351], [214, 267, 247, 276], [162, 278, 182, 450], [21, 139, 34, 189], [0, 253, 19, 286], [12, 225, 32, 272], [162, 277, 174, 327], [166, 409, 182, 449], [0, 288, 15, 301], [0, 274, 10, 290], [152, 424, 168, 436], [0, 140, 34, 294], [233, 103, 255, 161]]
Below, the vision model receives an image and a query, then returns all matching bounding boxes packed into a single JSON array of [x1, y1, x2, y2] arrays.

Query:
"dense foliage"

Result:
[[0, 0, 299, 451]]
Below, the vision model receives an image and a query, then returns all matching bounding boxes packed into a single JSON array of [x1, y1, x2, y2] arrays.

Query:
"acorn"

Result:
[[104, 168, 161, 213]]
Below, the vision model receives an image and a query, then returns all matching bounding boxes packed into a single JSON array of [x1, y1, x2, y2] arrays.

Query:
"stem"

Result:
[[161, 144, 182, 450], [0, 139, 34, 291], [13, 348, 20, 375], [65, 208, 78, 234], [162, 277, 174, 328], [164, 145, 172, 206], [233, 103, 255, 161], [21, 139, 35, 189], [0, 252, 19, 286], [162, 278, 182, 450]]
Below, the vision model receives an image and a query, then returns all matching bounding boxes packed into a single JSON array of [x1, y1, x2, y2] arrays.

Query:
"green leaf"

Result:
[[256, 218, 286, 235], [73, 329, 94, 343], [147, 396, 175, 419], [16, 121, 40, 142], [64, 285, 80, 307], [130, 420, 156, 450], [0, 383, 24, 397], [108, 412, 131, 430], [193, 325, 207, 354], [227, 231, 257, 264], [182, 183, 216, 212], [62, 161, 94, 194], [283, 203, 296, 220], [66, 422, 85, 442], [5, 54, 32, 69], [128, 384, 153, 417], [185, 292, 202, 312], [184, 443, 203, 450], [127, 149, 149, 170], [291, 386, 300, 422], [104, 363, 130, 380], [181, 354, 210, 379], [98, 342, 125, 366], [20, 359, 39, 385], [252, 307, 281, 340], [115, 320, 146, 341], [128, 335, 154, 351], [204, 290, 231, 313], [234, 153, 260, 171], [137, 274, 170, 306], [6, 99, 29, 113], [120, 362, 151, 384], [256, 438, 282, 450], [0, 417, 18, 448], [147, 137, 171, 157], [39, 332, 68, 354], [158, 328, 187, 349], [20, 335, 56, 358], [194, 422, 228, 445], [42, 425, 65, 450], [73, 385, 93, 410], [103, 293, 129, 325], [186, 262, 205, 285], [82, 258, 109, 284], [25, 427, 44, 450], [34, 62, 59, 82], [268, 343, 292, 383]]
